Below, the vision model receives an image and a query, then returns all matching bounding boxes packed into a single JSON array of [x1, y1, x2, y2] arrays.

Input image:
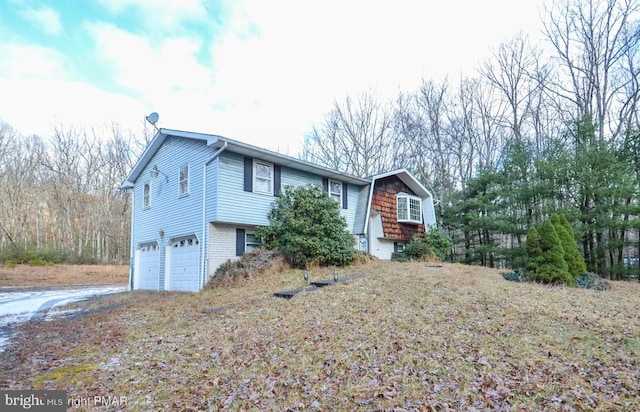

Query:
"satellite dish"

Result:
[[145, 112, 159, 125]]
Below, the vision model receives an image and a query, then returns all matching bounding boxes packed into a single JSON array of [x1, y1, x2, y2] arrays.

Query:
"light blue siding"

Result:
[[131, 136, 209, 290], [215, 151, 367, 232], [216, 151, 276, 226]]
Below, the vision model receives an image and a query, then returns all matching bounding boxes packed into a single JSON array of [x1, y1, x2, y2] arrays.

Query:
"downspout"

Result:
[[127, 188, 135, 291], [200, 142, 228, 289]]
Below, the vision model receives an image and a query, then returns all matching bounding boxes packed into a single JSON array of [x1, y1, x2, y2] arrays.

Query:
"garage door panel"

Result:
[[169, 236, 200, 292], [138, 243, 159, 290]]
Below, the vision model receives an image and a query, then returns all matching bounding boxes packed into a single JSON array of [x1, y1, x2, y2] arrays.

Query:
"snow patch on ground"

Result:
[[0, 286, 126, 352]]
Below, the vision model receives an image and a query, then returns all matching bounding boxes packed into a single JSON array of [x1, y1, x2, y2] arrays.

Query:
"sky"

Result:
[[0, 0, 547, 155]]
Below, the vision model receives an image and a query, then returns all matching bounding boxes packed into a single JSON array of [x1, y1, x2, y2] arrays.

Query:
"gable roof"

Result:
[[363, 168, 434, 234], [120, 128, 370, 189]]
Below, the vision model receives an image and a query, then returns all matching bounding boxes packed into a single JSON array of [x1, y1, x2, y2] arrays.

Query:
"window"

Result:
[[236, 228, 261, 255], [397, 194, 422, 224], [329, 179, 342, 204], [253, 160, 273, 195], [143, 182, 150, 208], [245, 232, 261, 252], [179, 164, 189, 196]]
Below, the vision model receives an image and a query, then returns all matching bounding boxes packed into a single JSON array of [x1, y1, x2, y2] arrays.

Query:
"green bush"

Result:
[[551, 214, 586, 278], [403, 236, 434, 260], [390, 251, 411, 262], [576, 272, 610, 291], [255, 184, 355, 268], [502, 269, 525, 282], [4, 259, 17, 268], [424, 226, 452, 260], [526, 220, 574, 285], [27, 258, 48, 266]]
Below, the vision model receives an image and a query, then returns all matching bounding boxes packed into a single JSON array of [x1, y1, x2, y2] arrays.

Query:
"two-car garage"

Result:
[[134, 235, 201, 292]]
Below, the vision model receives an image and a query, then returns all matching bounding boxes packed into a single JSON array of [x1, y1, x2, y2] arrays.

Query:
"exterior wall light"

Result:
[[150, 165, 169, 182]]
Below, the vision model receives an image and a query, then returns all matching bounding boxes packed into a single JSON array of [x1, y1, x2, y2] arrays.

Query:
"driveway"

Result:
[[0, 286, 126, 352]]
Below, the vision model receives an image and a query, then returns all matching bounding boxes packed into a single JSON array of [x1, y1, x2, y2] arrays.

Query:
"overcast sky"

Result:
[[0, 0, 547, 154]]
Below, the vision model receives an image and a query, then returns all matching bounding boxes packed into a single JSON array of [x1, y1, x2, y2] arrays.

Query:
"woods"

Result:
[[0, 122, 139, 264], [304, 0, 640, 279], [1, 0, 638, 279]]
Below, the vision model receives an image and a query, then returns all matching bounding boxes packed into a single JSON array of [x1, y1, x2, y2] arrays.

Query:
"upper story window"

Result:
[[397, 193, 422, 224], [253, 160, 273, 195], [329, 179, 342, 204], [143, 182, 151, 208], [179, 164, 189, 196]]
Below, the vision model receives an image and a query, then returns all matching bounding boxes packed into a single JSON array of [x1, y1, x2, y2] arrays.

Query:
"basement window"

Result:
[[397, 194, 422, 224]]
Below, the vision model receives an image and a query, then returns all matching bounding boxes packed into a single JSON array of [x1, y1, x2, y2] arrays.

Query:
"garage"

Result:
[[167, 235, 201, 292], [137, 242, 160, 290]]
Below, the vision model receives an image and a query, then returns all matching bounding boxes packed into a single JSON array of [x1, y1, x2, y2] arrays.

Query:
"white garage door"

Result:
[[168, 236, 200, 292], [137, 243, 160, 290]]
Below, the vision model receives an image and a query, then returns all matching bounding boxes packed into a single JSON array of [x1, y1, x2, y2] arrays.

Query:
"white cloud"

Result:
[[20, 6, 62, 35], [0, 77, 148, 139], [0, 42, 69, 79], [0, 0, 549, 155]]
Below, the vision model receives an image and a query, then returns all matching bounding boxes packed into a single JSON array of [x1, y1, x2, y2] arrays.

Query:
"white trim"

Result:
[[164, 244, 171, 291], [397, 193, 422, 224], [253, 159, 274, 195], [178, 163, 190, 197], [143, 181, 151, 208], [328, 178, 342, 205]]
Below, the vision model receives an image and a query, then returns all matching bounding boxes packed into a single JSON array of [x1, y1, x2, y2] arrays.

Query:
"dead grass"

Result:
[[0, 264, 128, 287], [1, 261, 639, 411]]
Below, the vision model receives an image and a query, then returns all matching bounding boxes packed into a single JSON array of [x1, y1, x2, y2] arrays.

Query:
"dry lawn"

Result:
[[1, 261, 639, 411], [0, 264, 128, 287]]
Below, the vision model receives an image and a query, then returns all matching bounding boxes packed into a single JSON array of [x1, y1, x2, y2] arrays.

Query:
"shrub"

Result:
[[502, 269, 525, 282], [256, 185, 355, 268], [576, 272, 610, 291], [27, 258, 48, 266], [207, 249, 288, 286], [390, 251, 411, 262], [527, 220, 574, 285], [424, 226, 452, 260], [551, 214, 586, 278], [4, 259, 17, 268]]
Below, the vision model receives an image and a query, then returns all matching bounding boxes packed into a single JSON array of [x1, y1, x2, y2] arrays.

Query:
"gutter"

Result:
[[201, 142, 228, 289]]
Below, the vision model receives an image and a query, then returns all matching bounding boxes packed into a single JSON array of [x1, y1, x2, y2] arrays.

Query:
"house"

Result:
[[120, 128, 437, 292]]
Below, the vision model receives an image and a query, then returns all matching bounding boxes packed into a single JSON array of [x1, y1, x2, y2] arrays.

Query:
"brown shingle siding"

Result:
[[371, 176, 425, 240]]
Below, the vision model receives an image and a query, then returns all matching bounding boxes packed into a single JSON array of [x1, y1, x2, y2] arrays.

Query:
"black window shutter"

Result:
[[274, 165, 281, 196], [243, 157, 253, 192], [342, 182, 348, 209], [236, 229, 245, 256], [322, 177, 328, 192]]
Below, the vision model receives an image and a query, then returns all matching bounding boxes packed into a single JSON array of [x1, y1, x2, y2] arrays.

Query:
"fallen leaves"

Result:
[[0, 262, 639, 410]]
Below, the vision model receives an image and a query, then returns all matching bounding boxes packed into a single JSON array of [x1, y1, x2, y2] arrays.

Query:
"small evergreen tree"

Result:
[[525, 226, 542, 275], [551, 214, 586, 278], [255, 185, 355, 268], [531, 220, 574, 285]]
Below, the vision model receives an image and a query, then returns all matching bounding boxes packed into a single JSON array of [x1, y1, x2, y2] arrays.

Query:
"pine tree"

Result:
[[525, 226, 542, 275], [551, 214, 586, 278], [533, 220, 574, 285]]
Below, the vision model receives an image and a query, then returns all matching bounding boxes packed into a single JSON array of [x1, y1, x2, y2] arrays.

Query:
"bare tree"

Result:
[[394, 78, 454, 203], [303, 91, 402, 177], [543, 0, 640, 140]]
